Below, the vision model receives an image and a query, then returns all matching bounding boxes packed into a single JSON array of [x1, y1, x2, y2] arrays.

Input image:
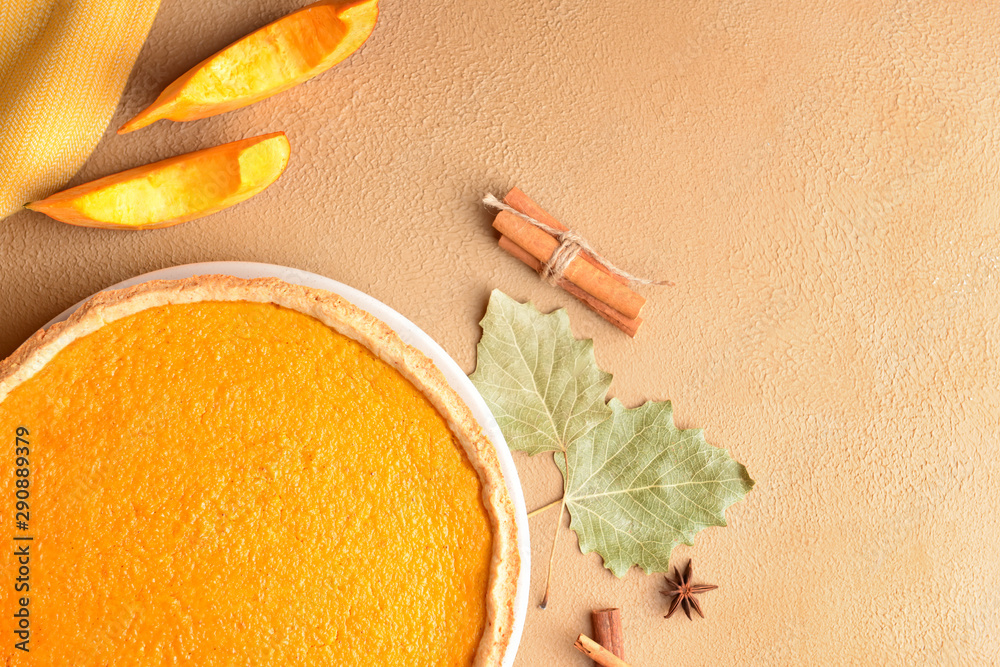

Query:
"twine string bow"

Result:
[[483, 194, 670, 287]]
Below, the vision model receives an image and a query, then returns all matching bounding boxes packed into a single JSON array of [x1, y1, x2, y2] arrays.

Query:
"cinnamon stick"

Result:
[[498, 236, 642, 337], [591, 608, 625, 660], [574, 634, 633, 667], [492, 210, 646, 320], [502, 188, 629, 286]]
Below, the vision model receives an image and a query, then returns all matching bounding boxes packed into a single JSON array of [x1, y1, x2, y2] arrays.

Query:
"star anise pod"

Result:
[[661, 560, 717, 619]]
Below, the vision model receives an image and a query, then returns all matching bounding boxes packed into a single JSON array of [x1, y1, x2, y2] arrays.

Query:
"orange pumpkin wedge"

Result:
[[119, 0, 378, 134], [27, 132, 290, 229]]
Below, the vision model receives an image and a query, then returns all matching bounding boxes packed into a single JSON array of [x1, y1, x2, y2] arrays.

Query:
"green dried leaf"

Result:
[[469, 290, 612, 456], [471, 290, 753, 580], [559, 399, 755, 577]]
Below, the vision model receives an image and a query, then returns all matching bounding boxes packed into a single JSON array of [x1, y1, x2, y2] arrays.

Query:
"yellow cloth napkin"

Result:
[[0, 0, 161, 219]]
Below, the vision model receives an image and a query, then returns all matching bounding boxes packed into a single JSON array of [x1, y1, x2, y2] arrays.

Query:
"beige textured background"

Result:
[[2, 1, 999, 664]]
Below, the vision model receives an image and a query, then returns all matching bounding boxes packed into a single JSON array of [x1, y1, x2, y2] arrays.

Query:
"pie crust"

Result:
[[0, 275, 519, 665]]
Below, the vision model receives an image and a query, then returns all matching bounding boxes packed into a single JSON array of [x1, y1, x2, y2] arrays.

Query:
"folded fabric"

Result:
[[0, 0, 161, 219]]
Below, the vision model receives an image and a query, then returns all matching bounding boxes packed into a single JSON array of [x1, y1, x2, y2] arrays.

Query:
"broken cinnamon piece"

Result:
[[574, 634, 633, 667], [591, 608, 625, 660]]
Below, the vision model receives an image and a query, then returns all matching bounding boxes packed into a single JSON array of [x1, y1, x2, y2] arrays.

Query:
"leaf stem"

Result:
[[540, 451, 570, 609], [527, 497, 563, 518]]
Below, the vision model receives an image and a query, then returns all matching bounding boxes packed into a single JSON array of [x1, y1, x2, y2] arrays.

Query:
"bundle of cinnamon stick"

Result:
[[489, 188, 653, 337]]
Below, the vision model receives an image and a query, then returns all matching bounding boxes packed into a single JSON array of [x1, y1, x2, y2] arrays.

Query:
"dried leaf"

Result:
[[559, 399, 754, 577], [471, 290, 753, 579], [470, 290, 612, 456]]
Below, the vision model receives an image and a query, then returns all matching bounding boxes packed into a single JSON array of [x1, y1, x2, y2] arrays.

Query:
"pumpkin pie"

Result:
[[0, 276, 518, 665]]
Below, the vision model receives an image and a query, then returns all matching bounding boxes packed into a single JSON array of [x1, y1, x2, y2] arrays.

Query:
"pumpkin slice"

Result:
[[119, 0, 379, 134], [27, 132, 290, 229]]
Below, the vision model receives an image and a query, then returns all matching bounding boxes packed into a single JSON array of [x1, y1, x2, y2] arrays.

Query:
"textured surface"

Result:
[[1, 0, 998, 664], [0, 0, 161, 217]]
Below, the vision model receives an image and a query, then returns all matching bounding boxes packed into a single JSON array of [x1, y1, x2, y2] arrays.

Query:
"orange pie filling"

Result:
[[1, 301, 493, 664]]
